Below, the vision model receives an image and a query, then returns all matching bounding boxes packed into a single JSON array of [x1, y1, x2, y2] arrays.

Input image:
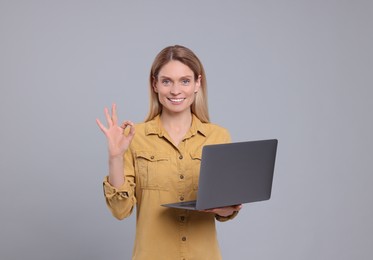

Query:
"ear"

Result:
[[194, 75, 202, 93], [152, 76, 158, 93]]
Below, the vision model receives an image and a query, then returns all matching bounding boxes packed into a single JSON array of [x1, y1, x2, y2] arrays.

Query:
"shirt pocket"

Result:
[[190, 150, 202, 191], [135, 151, 171, 191]]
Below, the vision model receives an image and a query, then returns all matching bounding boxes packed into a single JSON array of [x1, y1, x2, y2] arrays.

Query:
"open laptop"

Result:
[[162, 139, 278, 210]]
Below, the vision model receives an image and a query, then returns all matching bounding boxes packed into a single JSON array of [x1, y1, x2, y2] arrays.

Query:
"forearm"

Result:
[[108, 156, 125, 188]]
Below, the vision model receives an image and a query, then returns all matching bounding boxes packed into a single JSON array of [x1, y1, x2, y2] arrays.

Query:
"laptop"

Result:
[[162, 139, 278, 210]]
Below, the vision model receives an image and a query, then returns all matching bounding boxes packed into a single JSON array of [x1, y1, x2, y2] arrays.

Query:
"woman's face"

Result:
[[154, 60, 201, 116]]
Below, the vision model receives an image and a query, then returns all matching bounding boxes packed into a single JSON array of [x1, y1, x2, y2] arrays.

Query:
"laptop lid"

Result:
[[162, 139, 278, 210]]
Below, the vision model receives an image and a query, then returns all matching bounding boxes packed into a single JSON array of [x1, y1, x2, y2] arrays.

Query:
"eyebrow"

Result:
[[158, 75, 193, 80]]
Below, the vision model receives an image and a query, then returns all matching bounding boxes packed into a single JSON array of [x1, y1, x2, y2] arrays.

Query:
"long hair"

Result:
[[145, 45, 210, 123]]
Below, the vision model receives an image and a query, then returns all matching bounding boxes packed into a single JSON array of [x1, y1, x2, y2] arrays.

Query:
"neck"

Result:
[[160, 110, 193, 136]]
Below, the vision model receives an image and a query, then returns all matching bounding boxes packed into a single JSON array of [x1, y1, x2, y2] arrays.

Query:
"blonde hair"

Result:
[[145, 45, 210, 123]]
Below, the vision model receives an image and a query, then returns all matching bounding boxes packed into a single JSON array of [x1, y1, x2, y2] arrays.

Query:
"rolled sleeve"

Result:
[[103, 176, 136, 220], [215, 210, 239, 222]]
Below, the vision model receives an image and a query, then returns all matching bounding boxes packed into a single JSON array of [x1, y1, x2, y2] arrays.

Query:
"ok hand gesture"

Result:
[[96, 103, 135, 159]]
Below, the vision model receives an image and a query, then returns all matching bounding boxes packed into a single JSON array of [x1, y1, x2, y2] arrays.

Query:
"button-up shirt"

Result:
[[103, 114, 238, 260]]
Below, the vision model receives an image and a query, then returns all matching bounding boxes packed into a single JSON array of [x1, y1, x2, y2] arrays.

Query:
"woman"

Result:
[[96, 45, 241, 260]]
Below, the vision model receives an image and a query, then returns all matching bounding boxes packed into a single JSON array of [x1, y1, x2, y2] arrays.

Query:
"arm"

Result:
[[97, 103, 136, 219], [96, 103, 135, 188]]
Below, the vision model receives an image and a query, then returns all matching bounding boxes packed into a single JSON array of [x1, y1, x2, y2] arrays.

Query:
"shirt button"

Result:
[[179, 174, 184, 179], [120, 192, 128, 198], [182, 236, 187, 241], [180, 216, 185, 222], [179, 155, 183, 160], [150, 156, 154, 159], [180, 196, 184, 201]]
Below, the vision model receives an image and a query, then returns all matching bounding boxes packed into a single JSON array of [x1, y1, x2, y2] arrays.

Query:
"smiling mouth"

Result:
[[168, 98, 185, 103]]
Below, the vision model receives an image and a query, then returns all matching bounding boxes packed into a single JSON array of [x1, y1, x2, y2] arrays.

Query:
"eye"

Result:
[[181, 79, 190, 86], [161, 79, 171, 86]]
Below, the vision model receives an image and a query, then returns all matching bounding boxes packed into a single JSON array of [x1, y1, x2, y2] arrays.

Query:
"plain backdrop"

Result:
[[1, 1, 372, 259]]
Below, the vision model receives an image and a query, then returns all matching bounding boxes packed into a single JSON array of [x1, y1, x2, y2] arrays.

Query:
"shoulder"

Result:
[[131, 121, 149, 139], [192, 115, 231, 143], [133, 121, 147, 131], [202, 122, 230, 134], [201, 122, 231, 143]]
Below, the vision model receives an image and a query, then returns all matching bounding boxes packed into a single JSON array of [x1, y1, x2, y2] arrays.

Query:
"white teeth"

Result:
[[169, 98, 184, 102]]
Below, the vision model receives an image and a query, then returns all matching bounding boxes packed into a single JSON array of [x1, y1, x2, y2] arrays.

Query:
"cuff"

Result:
[[215, 210, 239, 222], [103, 176, 135, 200]]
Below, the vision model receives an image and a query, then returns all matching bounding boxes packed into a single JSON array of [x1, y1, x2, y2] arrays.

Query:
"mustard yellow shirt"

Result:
[[103, 114, 238, 260]]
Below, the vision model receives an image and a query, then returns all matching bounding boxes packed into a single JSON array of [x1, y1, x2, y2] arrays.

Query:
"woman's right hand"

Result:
[[96, 103, 135, 159]]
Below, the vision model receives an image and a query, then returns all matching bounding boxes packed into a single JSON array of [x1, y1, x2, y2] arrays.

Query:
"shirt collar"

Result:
[[189, 114, 207, 137], [145, 114, 207, 138]]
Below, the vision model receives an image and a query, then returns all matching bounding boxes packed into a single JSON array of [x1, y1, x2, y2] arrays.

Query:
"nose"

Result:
[[170, 84, 181, 95]]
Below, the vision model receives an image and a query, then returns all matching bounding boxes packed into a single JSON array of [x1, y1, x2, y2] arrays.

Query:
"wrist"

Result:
[[108, 154, 123, 162]]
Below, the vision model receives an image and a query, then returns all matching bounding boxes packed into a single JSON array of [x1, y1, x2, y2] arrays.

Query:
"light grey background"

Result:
[[1, 1, 372, 259]]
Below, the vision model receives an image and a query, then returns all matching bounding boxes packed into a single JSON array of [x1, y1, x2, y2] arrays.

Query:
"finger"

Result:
[[234, 204, 243, 211], [120, 120, 133, 130], [111, 103, 118, 125], [127, 122, 136, 138], [96, 118, 107, 133], [104, 107, 112, 127], [121, 121, 136, 140]]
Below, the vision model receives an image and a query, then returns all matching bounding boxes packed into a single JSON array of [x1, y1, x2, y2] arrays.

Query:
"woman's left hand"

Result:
[[203, 204, 242, 217]]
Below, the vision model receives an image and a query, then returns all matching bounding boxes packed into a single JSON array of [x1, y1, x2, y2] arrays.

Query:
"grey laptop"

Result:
[[162, 139, 278, 210]]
